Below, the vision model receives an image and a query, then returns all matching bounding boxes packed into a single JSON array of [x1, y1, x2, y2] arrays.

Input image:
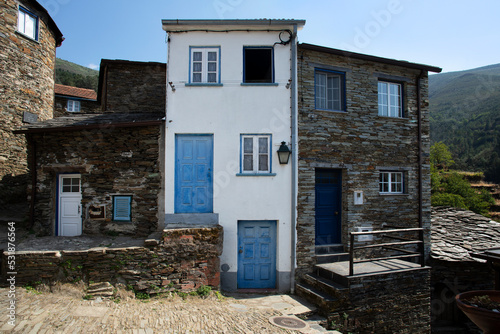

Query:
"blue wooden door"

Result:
[[315, 169, 342, 245], [175, 135, 213, 213], [237, 221, 277, 289]]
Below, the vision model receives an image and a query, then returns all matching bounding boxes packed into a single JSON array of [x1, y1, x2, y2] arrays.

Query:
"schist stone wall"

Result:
[[1, 226, 223, 292], [0, 0, 60, 180], [30, 125, 162, 236], [328, 268, 431, 334], [100, 60, 166, 113], [296, 46, 431, 277]]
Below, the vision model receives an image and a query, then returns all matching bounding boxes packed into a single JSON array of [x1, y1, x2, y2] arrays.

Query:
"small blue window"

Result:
[[18, 6, 39, 41], [315, 69, 346, 111], [113, 196, 132, 221], [243, 47, 274, 83]]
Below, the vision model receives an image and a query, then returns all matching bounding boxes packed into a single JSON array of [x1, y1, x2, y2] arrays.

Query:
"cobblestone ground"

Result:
[[0, 286, 311, 334]]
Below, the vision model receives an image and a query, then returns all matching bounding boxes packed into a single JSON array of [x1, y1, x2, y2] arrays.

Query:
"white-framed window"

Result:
[[190, 47, 220, 84], [241, 135, 272, 174], [243, 47, 274, 83], [378, 81, 403, 117], [379, 171, 404, 194], [17, 6, 38, 41], [315, 69, 345, 111], [67, 100, 81, 112]]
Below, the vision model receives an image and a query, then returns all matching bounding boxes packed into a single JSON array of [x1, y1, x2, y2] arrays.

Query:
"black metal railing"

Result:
[[349, 227, 425, 276]]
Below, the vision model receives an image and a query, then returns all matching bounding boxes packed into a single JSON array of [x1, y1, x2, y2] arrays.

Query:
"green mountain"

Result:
[[429, 64, 500, 183], [55, 58, 99, 91]]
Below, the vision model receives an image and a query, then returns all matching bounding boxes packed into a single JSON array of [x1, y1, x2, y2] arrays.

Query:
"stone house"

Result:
[[161, 19, 305, 293], [54, 84, 98, 117], [0, 0, 63, 208], [15, 59, 166, 237], [294, 43, 442, 333]]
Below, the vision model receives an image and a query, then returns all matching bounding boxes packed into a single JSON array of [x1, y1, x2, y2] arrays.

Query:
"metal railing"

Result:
[[349, 227, 425, 276]]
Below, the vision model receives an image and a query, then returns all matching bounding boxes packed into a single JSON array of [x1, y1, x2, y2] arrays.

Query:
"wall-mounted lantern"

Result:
[[277, 141, 291, 164]]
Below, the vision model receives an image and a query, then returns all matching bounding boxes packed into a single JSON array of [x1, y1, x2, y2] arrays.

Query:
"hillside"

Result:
[[55, 58, 99, 91], [429, 64, 500, 183]]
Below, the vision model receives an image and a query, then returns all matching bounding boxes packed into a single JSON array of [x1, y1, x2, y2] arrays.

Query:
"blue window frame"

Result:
[[113, 196, 132, 221], [315, 69, 346, 111], [189, 46, 221, 84], [378, 81, 403, 117], [238, 134, 275, 176], [243, 47, 274, 84], [67, 100, 81, 112], [17, 6, 39, 41]]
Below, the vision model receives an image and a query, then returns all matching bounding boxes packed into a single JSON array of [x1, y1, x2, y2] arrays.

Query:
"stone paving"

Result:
[[0, 285, 341, 334]]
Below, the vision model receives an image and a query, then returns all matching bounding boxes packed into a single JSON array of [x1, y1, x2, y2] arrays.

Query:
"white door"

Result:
[[58, 174, 82, 236]]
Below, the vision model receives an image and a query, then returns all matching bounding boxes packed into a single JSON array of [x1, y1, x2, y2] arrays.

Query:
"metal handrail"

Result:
[[349, 227, 425, 276]]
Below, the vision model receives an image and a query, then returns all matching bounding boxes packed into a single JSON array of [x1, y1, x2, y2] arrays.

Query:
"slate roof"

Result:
[[15, 113, 165, 134], [55, 84, 97, 101], [431, 206, 500, 262]]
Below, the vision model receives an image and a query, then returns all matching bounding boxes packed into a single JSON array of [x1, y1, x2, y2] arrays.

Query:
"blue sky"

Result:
[[43, 0, 500, 73]]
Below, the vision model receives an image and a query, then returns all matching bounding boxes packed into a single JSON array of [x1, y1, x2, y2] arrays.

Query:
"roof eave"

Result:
[[299, 43, 442, 73]]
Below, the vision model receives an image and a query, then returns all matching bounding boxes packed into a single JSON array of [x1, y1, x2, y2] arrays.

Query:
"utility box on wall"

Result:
[[355, 226, 373, 242], [354, 190, 363, 205]]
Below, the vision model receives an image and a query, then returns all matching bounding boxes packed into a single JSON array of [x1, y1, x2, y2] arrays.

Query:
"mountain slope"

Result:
[[55, 58, 99, 91], [429, 64, 500, 182]]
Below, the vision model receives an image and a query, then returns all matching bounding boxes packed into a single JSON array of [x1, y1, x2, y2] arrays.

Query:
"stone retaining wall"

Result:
[[328, 267, 431, 334], [1, 226, 223, 292]]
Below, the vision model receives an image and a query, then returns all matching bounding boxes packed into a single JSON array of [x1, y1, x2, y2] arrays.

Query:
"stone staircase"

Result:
[[296, 245, 351, 315]]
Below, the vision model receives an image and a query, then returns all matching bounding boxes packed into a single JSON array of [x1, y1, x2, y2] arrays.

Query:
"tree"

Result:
[[430, 142, 455, 170]]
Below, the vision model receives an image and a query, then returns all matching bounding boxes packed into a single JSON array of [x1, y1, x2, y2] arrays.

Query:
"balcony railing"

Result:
[[349, 227, 425, 276]]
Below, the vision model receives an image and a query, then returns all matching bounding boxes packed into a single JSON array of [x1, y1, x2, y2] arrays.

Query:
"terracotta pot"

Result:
[[455, 290, 500, 334]]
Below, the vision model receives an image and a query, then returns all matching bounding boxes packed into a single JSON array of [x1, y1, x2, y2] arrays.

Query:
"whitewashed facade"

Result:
[[162, 19, 305, 291]]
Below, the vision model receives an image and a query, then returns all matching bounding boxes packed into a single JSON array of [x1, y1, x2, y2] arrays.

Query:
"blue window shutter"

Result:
[[114, 196, 131, 221]]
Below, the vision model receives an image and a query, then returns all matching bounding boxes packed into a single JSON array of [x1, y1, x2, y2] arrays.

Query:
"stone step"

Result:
[[302, 273, 348, 300], [295, 282, 343, 315], [316, 252, 350, 264], [315, 266, 349, 287]]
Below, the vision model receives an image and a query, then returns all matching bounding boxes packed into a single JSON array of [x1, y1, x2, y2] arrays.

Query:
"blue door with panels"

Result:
[[175, 134, 213, 213], [315, 169, 342, 245], [237, 221, 277, 289]]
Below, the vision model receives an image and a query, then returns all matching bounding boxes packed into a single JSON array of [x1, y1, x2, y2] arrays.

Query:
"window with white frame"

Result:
[[315, 70, 345, 111], [241, 135, 271, 173], [379, 171, 404, 194], [67, 100, 81, 112], [378, 81, 403, 117], [17, 6, 38, 41], [190, 47, 220, 84]]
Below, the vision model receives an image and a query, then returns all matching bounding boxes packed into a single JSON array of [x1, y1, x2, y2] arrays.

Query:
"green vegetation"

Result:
[[55, 58, 99, 91], [429, 64, 500, 183], [430, 142, 495, 216]]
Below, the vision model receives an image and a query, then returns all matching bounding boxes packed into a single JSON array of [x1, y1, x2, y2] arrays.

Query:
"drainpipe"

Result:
[[290, 24, 298, 294], [417, 70, 425, 266]]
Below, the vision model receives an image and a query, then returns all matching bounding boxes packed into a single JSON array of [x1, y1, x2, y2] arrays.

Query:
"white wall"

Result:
[[165, 28, 295, 280]]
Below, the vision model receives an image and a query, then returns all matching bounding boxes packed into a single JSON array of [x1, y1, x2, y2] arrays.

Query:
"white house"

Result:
[[162, 19, 305, 292]]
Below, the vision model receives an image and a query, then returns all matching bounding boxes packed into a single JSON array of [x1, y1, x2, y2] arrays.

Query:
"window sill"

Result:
[[377, 115, 407, 120], [185, 83, 223, 87], [315, 108, 347, 113], [379, 192, 408, 196], [16, 30, 39, 43], [236, 173, 277, 177], [240, 83, 279, 86]]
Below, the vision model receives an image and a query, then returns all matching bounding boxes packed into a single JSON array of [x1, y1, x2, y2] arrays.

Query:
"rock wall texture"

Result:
[[100, 60, 166, 113], [329, 268, 431, 334], [296, 46, 431, 277], [1, 226, 223, 292], [0, 0, 59, 180], [30, 125, 162, 236]]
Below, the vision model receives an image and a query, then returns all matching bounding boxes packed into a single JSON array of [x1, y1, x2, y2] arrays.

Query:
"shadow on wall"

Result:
[[0, 174, 29, 223]]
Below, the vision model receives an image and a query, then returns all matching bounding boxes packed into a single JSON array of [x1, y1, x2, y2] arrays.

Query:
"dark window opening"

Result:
[[244, 48, 273, 83]]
